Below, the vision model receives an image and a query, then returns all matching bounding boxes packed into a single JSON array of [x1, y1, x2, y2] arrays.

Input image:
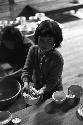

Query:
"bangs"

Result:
[[39, 30, 54, 37]]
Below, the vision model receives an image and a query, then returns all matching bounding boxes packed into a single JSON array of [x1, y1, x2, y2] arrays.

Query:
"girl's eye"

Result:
[[48, 40, 52, 43]]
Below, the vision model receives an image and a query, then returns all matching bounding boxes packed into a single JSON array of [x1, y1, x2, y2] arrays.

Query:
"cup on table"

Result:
[[2, 20, 8, 27], [52, 91, 67, 104], [35, 13, 45, 20], [0, 20, 8, 28], [29, 16, 38, 21], [16, 16, 26, 25]]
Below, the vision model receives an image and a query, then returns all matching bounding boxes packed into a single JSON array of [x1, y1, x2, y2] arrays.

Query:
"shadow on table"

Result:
[[33, 111, 63, 125], [46, 12, 80, 23], [44, 97, 80, 114]]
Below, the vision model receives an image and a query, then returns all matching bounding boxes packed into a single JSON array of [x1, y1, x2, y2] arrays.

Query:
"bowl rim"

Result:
[[77, 105, 83, 117], [0, 80, 21, 102], [0, 111, 12, 124], [52, 91, 66, 103], [68, 85, 83, 90], [24, 93, 40, 105]]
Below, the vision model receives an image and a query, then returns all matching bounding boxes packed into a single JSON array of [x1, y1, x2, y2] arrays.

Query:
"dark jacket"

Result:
[[0, 37, 33, 71], [21, 45, 64, 92]]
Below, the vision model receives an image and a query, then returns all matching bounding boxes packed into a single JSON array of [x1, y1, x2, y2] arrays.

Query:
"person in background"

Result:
[[0, 25, 34, 83], [21, 20, 64, 101], [70, 0, 79, 13], [8, 0, 15, 20]]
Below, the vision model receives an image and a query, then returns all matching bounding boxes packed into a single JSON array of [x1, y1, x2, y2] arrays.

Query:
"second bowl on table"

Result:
[[52, 91, 67, 104]]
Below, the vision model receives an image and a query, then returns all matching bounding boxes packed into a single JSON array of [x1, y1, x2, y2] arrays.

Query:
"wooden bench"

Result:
[[28, 1, 83, 15]]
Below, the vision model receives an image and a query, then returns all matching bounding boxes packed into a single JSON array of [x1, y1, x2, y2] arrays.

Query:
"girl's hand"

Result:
[[37, 89, 44, 95], [30, 86, 38, 93], [22, 82, 29, 94], [29, 86, 39, 97], [37, 86, 46, 95]]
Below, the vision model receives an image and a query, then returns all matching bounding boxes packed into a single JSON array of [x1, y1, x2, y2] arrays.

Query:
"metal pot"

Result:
[[0, 77, 21, 110]]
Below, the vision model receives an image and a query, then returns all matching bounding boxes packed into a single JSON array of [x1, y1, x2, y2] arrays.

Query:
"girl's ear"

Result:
[[53, 43, 56, 49], [53, 43, 55, 47]]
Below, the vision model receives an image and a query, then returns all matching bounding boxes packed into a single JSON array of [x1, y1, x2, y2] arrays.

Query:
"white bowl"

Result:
[[23, 92, 40, 105], [0, 111, 12, 125], [77, 104, 83, 117], [52, 91, 66, 104]]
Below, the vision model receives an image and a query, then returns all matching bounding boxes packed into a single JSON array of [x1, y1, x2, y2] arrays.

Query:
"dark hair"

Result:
[[34, 20, 63, 48], [1, 25, 24, 49]]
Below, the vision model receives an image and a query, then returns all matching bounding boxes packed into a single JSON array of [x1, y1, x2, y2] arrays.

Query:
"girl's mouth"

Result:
[[40, 46, 46, 50]]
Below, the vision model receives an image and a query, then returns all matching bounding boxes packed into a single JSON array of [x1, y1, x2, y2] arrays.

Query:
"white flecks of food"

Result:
[[12, 117, 21, 124]]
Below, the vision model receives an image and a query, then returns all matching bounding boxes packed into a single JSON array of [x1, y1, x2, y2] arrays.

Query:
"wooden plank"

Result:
[[29, 2, 83, 13]]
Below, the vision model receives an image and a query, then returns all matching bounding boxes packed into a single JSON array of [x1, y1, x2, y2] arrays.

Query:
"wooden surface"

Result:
[[29, 2, 83, 13], [12, 96, 83, 125], [1, 0, 83, 115]]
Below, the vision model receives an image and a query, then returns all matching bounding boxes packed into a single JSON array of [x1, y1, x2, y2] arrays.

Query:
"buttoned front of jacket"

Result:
[[22, 45, 64, 92]]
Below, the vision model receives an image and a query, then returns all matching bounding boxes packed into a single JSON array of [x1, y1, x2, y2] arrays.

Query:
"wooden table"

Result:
[[29, 1, 83, 14], [12, 95, 83, 125]]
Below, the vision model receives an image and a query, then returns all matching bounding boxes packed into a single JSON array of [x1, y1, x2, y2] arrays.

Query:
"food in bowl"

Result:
[[23, 86, 42, 105], [77, 104, 83, 117], [0, 111, 12, 125], [23, 92, 40, 105], [12, 117, 21, 124], [52, 91, 66, 104]]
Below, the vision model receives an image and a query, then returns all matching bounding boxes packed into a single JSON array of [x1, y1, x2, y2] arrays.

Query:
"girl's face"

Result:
[[38, 36, 55, 53]]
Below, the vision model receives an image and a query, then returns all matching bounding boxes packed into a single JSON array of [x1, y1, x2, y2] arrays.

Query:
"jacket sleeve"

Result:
[[44, 56, 64, 92], [21, 46, 34, 83]]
